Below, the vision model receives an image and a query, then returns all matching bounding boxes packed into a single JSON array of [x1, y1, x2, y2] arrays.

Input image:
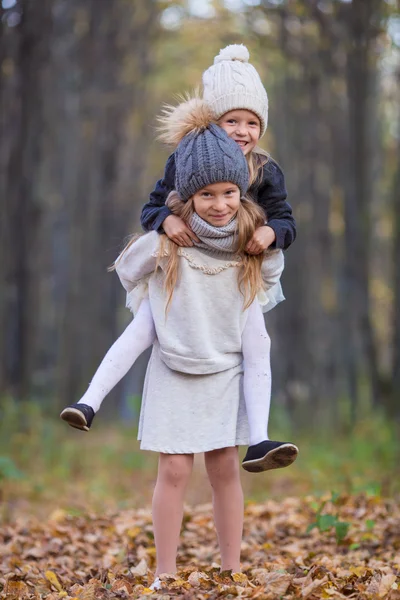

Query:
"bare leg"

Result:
[[152, 453, 194, 575], [204, 447, 243, 572], [77, 298, 156, 413]]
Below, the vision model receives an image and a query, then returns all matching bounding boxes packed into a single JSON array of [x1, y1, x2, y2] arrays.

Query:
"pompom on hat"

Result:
[[157, 96, 249, 202], [202, 44, 268, 137]]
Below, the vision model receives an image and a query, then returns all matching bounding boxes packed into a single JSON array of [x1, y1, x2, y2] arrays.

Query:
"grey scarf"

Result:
[[189, 213, 239, 255]]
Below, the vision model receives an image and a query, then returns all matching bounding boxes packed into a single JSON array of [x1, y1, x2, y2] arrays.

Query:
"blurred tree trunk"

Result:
[[392, 75, 400, 417], [252, 0, 386, 428], [1, 0, 161, 405], [343, 0, 382, 412], [268, 13, 314, 424], [48, 0, 161, 407], [267, 5, 342, 426], [0, 0, 53, 399]]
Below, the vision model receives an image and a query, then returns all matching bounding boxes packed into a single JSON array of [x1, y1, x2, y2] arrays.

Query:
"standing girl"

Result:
[[115, 99, 285, 578], [60, 45, 298, 473]]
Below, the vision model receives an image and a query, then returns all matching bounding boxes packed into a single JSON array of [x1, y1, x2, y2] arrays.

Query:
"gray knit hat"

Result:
[[175, 122, 249, 202], [158, 96, 249, 202]]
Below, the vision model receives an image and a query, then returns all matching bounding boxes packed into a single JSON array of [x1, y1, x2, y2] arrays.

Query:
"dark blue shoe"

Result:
[[60, 403, 95, 431], [242, 440, 298, 473]]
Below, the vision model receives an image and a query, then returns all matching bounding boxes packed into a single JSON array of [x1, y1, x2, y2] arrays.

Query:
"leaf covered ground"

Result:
[[1, 493, 399, 600]]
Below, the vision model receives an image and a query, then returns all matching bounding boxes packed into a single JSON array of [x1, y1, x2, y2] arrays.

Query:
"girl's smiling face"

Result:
[[192, 182, 241, 227], [218, 109, 261, 155]]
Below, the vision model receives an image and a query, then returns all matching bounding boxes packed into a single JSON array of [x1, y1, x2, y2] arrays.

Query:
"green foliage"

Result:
[[266, 404, 399, 501], [365, 519, 375, 531], [0, 397, 157, 516], [0, 398, 399, 518], [307, 492, 350, 543], [0, 456, 24, 482]]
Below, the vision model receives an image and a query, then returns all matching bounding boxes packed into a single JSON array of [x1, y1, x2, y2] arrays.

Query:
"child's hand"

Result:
[[246, 226, 276, 255], [163, 215, 200, 247]]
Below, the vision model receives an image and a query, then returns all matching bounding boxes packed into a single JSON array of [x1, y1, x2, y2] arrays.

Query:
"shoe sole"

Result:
[[242, 443, 299, 473], [60, 407, 89, 431]]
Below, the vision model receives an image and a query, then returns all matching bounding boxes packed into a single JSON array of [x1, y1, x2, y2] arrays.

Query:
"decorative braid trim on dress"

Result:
[[178, 249, 242, 275], [151, 248, 242, 275]]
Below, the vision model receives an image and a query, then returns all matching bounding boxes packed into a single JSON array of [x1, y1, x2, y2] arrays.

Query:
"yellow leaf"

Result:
[[349, 566, 367, 577], [45, 571, 63, 592], [58, 592, 67, 598], [262, 542, 273, 550], [146, 547, 156, 556], [48, 509, 67, 522], [127, 527, 141, 538], [169, 578, 190, 589], [141, 587, 154, 594], [232, 572, 247, 585], [321, 588, 338, 598]]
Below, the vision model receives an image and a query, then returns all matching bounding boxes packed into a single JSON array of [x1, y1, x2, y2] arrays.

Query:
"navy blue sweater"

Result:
[[140, 153, 296, 250]]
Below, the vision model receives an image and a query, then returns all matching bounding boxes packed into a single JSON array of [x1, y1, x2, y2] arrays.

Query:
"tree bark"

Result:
[[0, 0, 53, 399]]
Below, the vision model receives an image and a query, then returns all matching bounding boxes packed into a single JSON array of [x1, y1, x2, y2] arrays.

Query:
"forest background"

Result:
[[0, 0, 399, 514]]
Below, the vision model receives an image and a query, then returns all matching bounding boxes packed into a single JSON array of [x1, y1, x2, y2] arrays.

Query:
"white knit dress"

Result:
[[116, 231, 284, 454]]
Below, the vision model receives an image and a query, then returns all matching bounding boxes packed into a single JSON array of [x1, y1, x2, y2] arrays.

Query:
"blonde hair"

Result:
[[159, 191, 265, 312], [248, 147, 269, 188]]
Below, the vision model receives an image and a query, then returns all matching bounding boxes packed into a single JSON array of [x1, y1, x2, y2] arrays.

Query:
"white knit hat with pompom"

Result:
[[202, 44, 268, 137]]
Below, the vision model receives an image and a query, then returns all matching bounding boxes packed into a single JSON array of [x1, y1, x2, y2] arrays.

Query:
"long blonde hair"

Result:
[[158, 191, 265, 312], [247, 147, 269, 188]]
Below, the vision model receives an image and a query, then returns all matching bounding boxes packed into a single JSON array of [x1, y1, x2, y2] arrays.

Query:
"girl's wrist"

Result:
[[263, 225, 276, 243]]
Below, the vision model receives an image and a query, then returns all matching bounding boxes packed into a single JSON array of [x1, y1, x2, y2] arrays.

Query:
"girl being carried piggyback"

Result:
[[61, 44, 298, 473]]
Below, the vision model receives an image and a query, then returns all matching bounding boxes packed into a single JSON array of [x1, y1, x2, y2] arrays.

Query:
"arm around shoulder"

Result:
[[140, 153, 176, 233], [257, 159, 296, 250]]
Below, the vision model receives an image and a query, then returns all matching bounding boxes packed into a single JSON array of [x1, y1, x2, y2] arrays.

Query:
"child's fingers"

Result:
[[246, 241, 263, 255], [180, 232, 194, 246], [181, 226, 199, 245], [246, 240, 257, 253], [182, 225, 199, 244]]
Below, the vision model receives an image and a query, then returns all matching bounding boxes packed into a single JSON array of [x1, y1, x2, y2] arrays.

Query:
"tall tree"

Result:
[[392, 67, 400, 416], [0, 0, 53, 399]]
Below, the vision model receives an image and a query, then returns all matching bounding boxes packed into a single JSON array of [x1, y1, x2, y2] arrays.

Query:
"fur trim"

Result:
[[214, 44, 249, 64], [157, 95, 215, 146]]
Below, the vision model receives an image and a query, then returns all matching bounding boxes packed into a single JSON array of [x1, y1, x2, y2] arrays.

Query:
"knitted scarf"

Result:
[[189, 212, 239, 255]]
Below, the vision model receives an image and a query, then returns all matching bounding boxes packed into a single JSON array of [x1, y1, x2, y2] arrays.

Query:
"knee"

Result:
[[159, 454, 193, 488], [205, 448, 240, 488]]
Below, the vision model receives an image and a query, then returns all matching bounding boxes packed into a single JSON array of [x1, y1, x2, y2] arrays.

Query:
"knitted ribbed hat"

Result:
[[202, 44, 268, 137], [158, 97, 249, 202]]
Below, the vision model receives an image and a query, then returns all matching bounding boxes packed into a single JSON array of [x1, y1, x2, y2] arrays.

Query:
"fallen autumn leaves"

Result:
[[1, 494, 399, 599]]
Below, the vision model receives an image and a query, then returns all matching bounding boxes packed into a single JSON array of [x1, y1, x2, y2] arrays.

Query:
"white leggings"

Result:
[[78, 298, 271, 445]]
